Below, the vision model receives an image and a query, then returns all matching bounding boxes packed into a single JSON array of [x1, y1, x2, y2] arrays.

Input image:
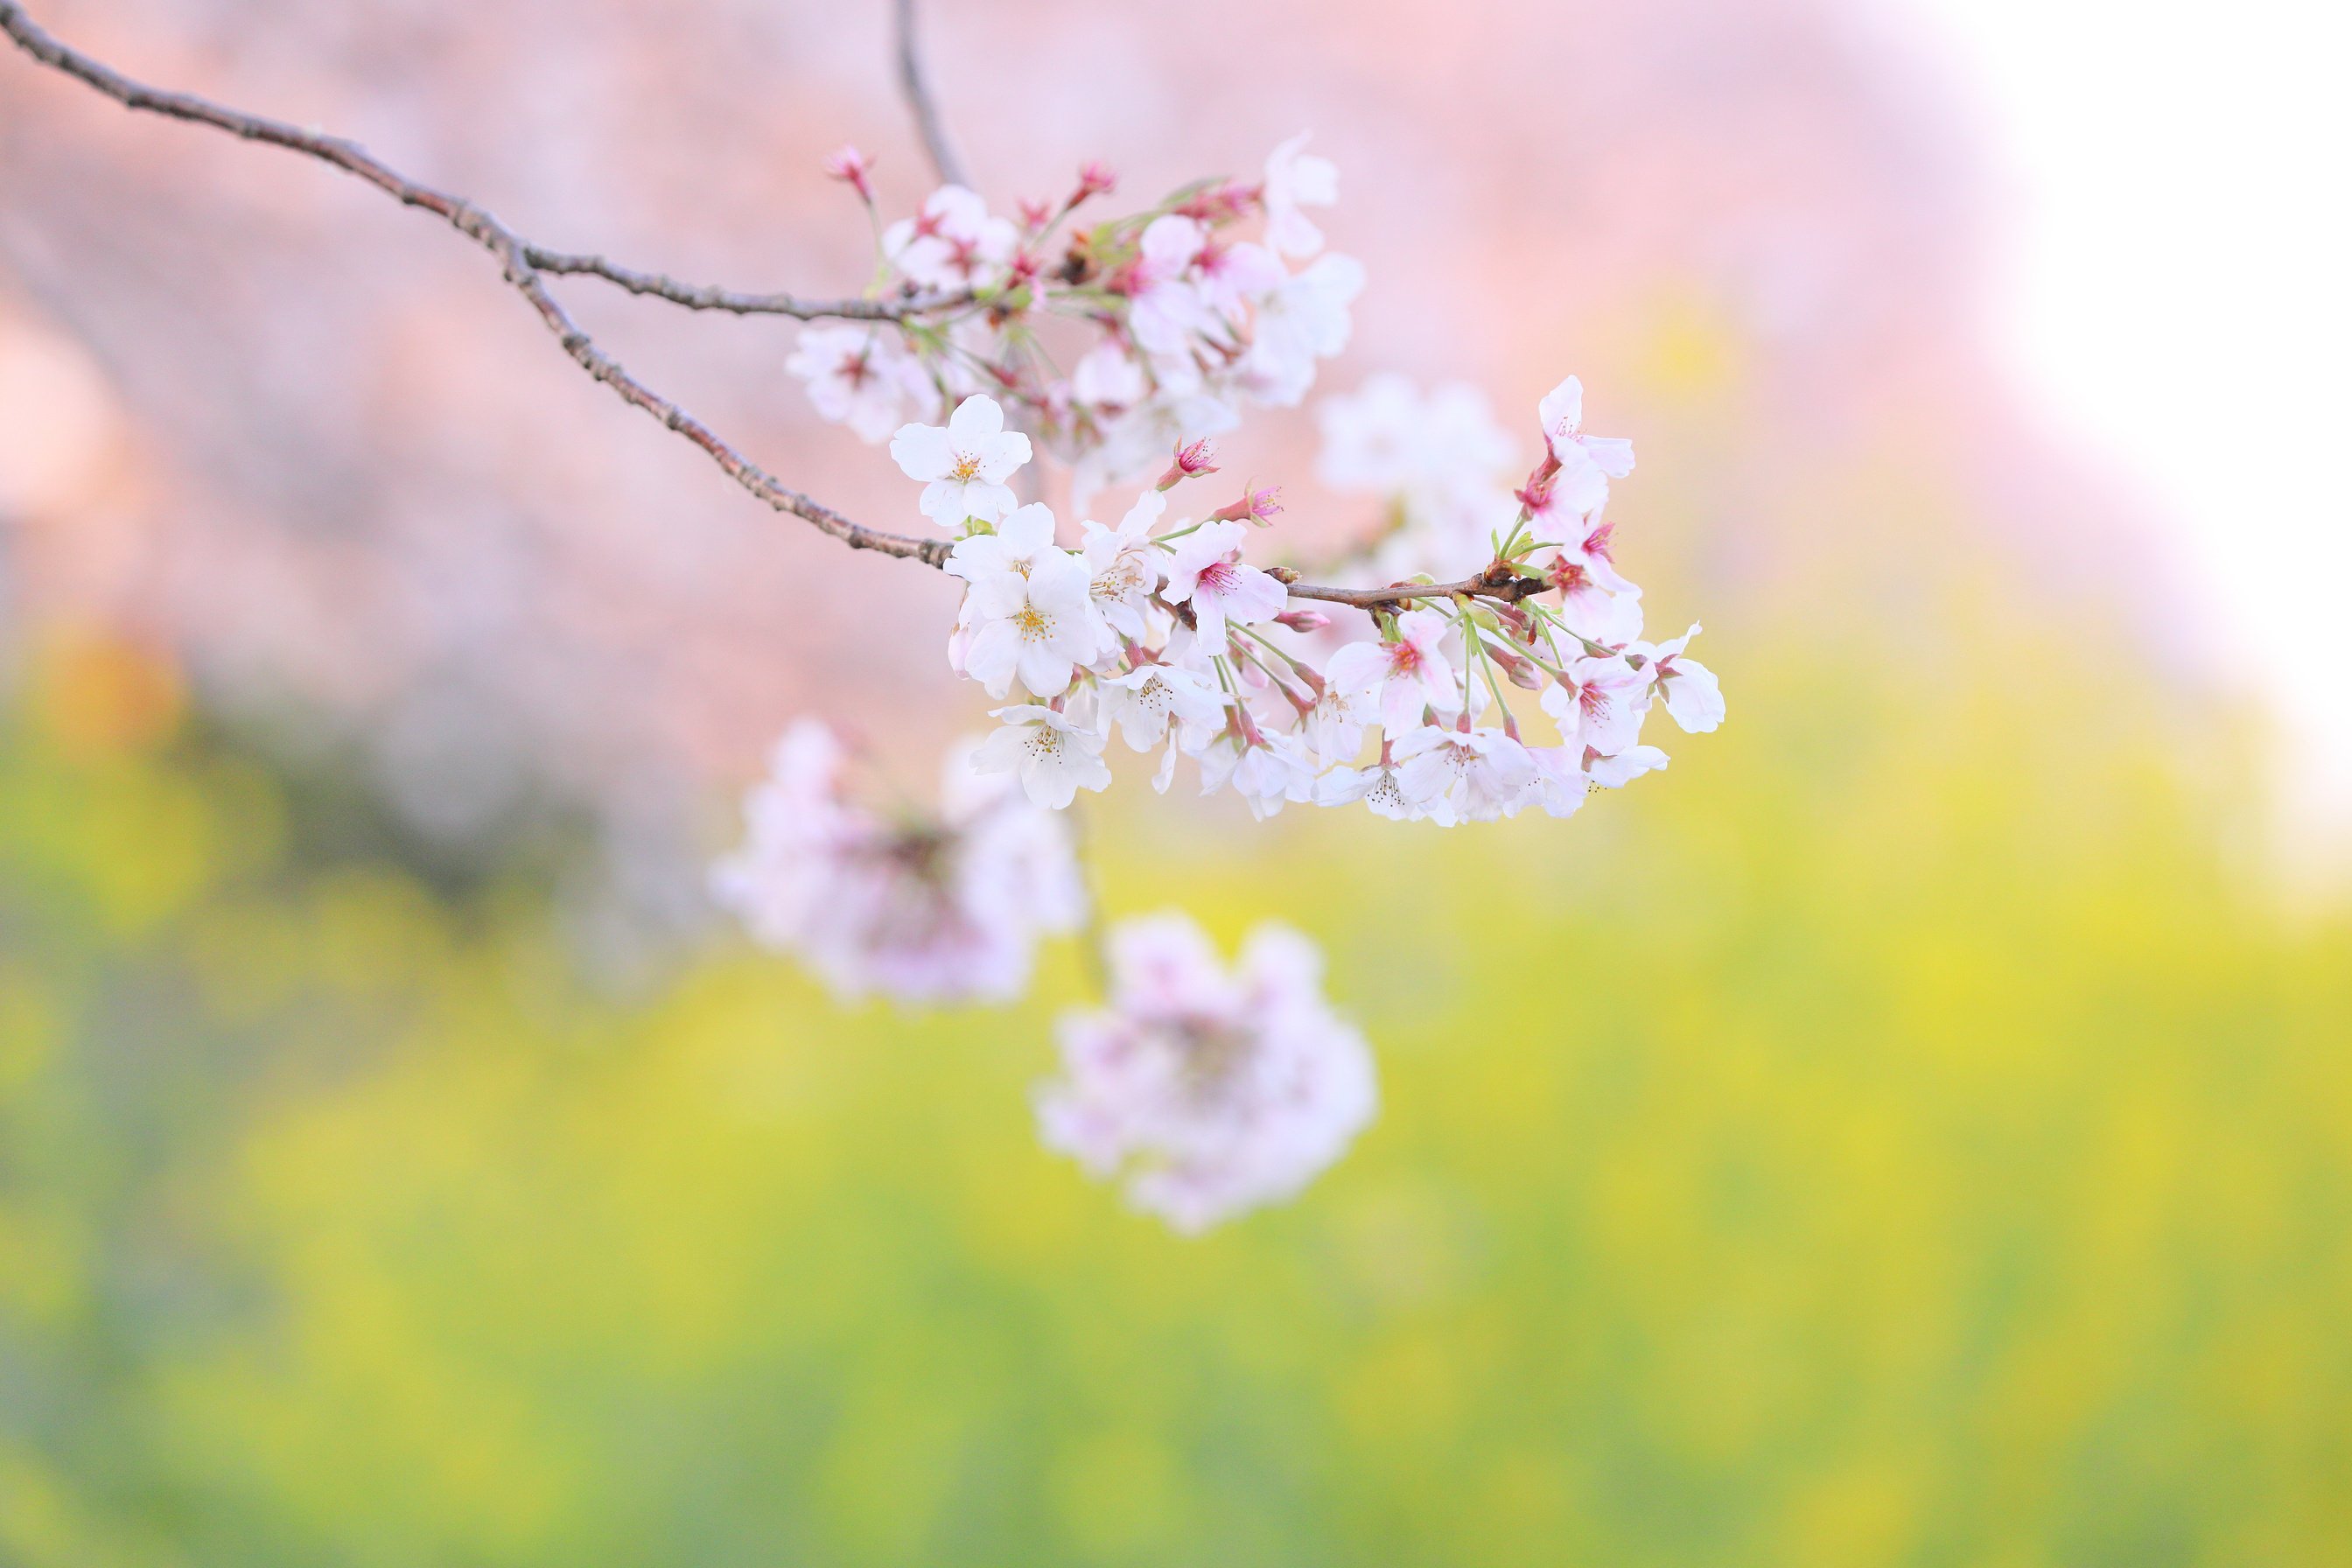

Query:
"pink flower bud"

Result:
[[1075, 161, 1118, 201], [1018, 197, 1054, 231], [822, 144, 874, 204], [1274, 607, 1331, 634], [1208, 485, 1283, 525], [1155, 438, 1219, 490], [1177, 181, 1255, 226], [1488, 643, 1540, 688]]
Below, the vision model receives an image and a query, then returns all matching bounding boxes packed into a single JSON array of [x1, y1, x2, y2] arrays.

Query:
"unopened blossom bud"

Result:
[[822, 144, 874, 204], [1177, 180, 1255, 225], [1474, 636, 1542, 690], [1155, 438, 1219, 490], [1074, 160, 1117, 201], [1274, 607, 1331, 634], [1208, 485, 1283, 526]]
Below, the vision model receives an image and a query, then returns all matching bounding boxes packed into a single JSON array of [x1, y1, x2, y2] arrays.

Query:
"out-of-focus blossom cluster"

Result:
[[788, 135, 1360, 507], [1037, 911, 1376, 1232], [1315, 373, 1522, 584], [710, 719, 1084, 1004], [894, 371, 1721, 829]]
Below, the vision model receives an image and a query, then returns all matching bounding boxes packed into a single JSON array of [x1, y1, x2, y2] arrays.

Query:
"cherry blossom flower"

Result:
[[1635, 623, 1726, 733], [1542, 654, 1653, 757], [1262, 132, 1339, 259], [1317, 374, 1516, 577], [1079, 490, 1167, 642], [882, 185, 1018, 290], [1324, 607, 1460, 732], [1301, 678, 1375, 765], [946, 500, 1062, 585], [1200, 729, 1319, 820], [786, 324, 937, 443], [1071, 339, 1148, 413], [1318, 373, 1436, 494], [711, 723, 1084, 1004], [822, 144, 875, 204], [892, 395, 1033, 528], [1536, 375, 1637, 520], [1586, 744, 1670, 789], [975, 704, 1113, 809], [1544, 509, 1639, 597], [1125, 214, 1213, 354], [1392, 724, 1539, 822], [1192, 239, 1288, 326], [1098, 662, 1226, 752], [1544, 550, 1644, 643], [1315, 757, 1425, 822], [959, 545, 1097, 700], [1240, 254, 1364, 407], [1524, 746, 1593, 819], [1073, 387, 1241, 515], [1160, 519, 1287, 648], [1036, 913, 1377, 1232], [708, 720, 861, 949]]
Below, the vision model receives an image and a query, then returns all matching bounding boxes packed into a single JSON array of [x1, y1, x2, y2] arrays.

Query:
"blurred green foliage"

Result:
[[3, 616, 2349, 1568]]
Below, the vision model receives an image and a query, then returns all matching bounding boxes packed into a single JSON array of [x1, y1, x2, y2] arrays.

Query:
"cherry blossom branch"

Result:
[[0, 0, 949, 568], [892, 0, 970, 189], [1270, 562, 1550, 611], [0, 0, 1550, 611], [522, 247, 970, 322]]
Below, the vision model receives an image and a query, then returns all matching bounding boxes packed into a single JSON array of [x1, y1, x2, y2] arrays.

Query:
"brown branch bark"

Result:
[[522, 246, 970, 321], [892, 0, 970, 189], [0, 0, 948, 567], [1272, 563, 1550, 611], [0, 0, 1545, 617]]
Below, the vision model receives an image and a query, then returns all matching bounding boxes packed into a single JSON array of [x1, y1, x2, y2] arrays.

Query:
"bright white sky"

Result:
[[1886, 0, 2352, 836]]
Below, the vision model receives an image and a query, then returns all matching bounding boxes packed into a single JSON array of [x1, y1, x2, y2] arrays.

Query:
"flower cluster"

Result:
[[1038, 911, 1376, 1231], [710, 720, 1084, 1004], [732, 132, 1727, 1233], [788, 135, 1360, 507], [897, 371, 1719, 827]]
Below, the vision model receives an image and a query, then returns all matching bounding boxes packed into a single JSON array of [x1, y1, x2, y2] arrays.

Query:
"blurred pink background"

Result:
[[0, 0, 2178, 856]]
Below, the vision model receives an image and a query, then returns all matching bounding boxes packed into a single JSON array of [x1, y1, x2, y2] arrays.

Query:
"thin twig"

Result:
[[522, 245, 970, 321], [892, 0, 969, 188], [0, 0, 948, 567], [0, 0, 1548, 616]]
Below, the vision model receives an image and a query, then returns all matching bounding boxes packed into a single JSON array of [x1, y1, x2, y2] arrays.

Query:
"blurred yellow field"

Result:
[[5, 618, 2347, 1565], [7, 0, 2350, 1557]]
